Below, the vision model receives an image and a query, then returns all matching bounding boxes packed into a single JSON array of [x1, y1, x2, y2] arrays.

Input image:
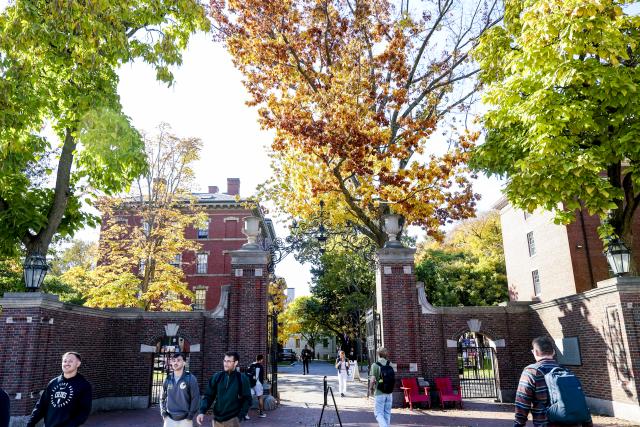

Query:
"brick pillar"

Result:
[[228, 248, 269, 367], [376, 247, 422, 403]]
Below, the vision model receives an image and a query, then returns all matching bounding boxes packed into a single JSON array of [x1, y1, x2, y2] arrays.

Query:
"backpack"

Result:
[[540, 365, 591, 423], [247, 363, 258, 387], [375, 361, 395, 394]]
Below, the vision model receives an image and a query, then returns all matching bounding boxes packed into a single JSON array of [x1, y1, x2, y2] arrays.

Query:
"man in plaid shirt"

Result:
[[514, 336, 592, 427]]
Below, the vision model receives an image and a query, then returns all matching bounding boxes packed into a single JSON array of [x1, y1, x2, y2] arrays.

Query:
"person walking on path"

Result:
[[514, 336, 592, 427], [160, 353, 200, 426], [335, 350, 350, 398], [248, 355, 267, 419], [0, 387, 9, 427], [370, 347, 393, 427], [197, 351, 251, 427], [26, 351, 92, 427], [301, 345, 313, 375]]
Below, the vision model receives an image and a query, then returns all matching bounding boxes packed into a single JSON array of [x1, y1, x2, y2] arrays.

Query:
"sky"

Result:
[[1, 2, 503, 296]]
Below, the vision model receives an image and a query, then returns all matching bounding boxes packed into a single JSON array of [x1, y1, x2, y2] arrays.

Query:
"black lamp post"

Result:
[[23, 252, 48, 292], [604, 238, 632, 277]]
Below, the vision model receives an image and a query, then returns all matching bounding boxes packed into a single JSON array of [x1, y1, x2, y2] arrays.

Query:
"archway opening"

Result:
[[457, 332, 497, 398], [149, 334, 191, 405]]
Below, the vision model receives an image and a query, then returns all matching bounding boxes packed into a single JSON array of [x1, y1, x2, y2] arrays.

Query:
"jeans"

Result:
[[374, 393, 393, 427]]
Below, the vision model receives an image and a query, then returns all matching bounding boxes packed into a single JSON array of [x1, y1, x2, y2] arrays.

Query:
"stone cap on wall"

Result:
[[0, 292, 209, 320], [530, 276, 640, 311], [230, 249, 269, 266], [376, 247, 416, 264]]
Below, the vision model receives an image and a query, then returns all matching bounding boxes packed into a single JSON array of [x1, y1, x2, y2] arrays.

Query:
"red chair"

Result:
[[434, 377, 463, 409], [400, 378, 431, 410]]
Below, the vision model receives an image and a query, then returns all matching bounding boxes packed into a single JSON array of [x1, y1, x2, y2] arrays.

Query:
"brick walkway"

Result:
[[84, 361, 636, 427]]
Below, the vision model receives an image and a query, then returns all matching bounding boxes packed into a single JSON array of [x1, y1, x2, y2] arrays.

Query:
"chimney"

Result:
[[208, 186, 219, 194], [227, 178, 240, 196]]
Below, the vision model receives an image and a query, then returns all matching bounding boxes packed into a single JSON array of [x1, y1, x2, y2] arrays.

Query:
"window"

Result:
[[194, 288, 206, 310], [139, 259, 146, 275], [115, 216, 128, 224], [196, 253, 208, 274], [527, 231, 536, 256], [169, 254, 182, 268], [295, 338, 301, 348], [532, 270, 541, 296], [197, 221, 209, 239], [323, 339, 329, 348]]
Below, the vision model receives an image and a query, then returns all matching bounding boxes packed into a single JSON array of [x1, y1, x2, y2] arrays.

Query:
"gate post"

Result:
[[376, 245, 422, 403], [229, 246, 269, 367]]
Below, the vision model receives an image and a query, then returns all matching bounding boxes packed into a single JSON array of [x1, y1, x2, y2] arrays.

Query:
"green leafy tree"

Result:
[[472, 0, 640, 260], [415, 212, 508, 306], [0, 0, 210, 260], [49, 240, 98, 276], [280, 296, 329, 354], [308, 250, 375, 350]]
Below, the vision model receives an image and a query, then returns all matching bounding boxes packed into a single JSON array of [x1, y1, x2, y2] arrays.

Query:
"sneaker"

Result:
[[340, 393, 345, 397], [259, 411, 266, 418], [244, 415, 250, 420]]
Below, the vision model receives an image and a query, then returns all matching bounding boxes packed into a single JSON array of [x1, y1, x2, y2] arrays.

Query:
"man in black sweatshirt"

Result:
[[0, 387, 9, 427], [26, 351, 92, 427], [197, 351, 251, 427]]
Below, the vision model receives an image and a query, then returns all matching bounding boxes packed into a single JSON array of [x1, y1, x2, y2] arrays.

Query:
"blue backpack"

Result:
[[540, 365, 591, 423]]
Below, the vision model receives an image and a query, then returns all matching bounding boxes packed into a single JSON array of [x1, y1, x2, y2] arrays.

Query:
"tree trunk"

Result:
[[24, 128, 77, 259]]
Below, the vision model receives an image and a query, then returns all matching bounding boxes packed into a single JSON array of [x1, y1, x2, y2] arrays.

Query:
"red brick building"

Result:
[[101, 178, 274, 310], [494, 196, 640, 302]]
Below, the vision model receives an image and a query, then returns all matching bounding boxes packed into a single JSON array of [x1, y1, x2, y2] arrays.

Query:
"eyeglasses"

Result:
[[223, 359, 235, 363]]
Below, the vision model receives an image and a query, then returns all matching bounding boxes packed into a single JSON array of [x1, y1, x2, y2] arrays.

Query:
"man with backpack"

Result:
[[369, 347, 395, 427], [514, 336, 593, 427], [301, 345, 313, 375], [247, 355, 267, 419], [160, 352, 200, 426], [197, 351, 251, 427]]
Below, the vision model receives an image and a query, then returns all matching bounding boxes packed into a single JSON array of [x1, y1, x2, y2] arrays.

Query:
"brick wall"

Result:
[[0, 293, 234, 419], [531, 279, 640, 409]]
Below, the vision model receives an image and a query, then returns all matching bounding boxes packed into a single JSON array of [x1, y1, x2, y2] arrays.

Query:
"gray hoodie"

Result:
[[160, 371, 200, 421]]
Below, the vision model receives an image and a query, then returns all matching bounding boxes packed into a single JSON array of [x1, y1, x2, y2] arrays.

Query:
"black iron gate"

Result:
[[457, 344, 497, 398], [150, 352, 169, 405]]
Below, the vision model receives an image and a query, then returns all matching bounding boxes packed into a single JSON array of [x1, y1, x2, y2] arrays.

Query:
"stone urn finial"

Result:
[[242, 216, 261, 249], [383, 214, 403, 248]]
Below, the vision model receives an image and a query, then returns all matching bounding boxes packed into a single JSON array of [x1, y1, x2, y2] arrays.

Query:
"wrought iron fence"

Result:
[[457, 344, 497, 398]]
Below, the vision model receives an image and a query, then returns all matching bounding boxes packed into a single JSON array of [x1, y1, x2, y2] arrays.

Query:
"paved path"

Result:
[[85, 361, 637, 427]]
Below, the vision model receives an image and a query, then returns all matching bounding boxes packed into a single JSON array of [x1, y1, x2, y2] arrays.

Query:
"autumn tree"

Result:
[[82, 125, 206, 311], [211, 0, 502, 247], [0, 0, 210, 262], [472, 0, 640, 256], [280, 296, 329, 353], [415, 211, 508, 306]]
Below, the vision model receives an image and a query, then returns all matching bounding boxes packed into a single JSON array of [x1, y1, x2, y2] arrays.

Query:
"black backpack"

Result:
[[247, 363, 258, 387], [376, 361, 395, 394]]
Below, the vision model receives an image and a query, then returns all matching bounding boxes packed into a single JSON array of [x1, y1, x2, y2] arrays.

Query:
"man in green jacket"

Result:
[[197, 351, 251, 427]]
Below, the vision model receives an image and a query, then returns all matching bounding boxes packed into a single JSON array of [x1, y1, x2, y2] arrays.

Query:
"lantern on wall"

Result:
[[604, 238, 631, 277], [23, 252, 48, 292]]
